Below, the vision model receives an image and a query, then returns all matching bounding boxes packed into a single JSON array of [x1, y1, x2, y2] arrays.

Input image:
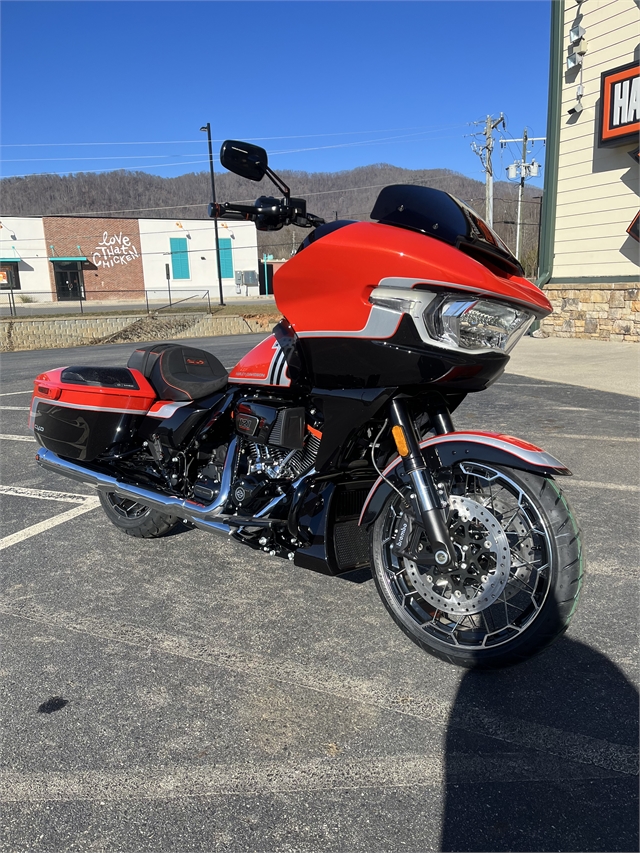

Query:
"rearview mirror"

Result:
[[220, 140, 268, 182]]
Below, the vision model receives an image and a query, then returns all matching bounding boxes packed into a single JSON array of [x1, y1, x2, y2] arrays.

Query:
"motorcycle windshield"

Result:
[[370, 185, 524, 277]]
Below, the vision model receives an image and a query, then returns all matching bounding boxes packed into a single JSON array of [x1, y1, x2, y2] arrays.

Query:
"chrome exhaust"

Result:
[[35, 439, 238, 526], [35, 437, 304, 536]]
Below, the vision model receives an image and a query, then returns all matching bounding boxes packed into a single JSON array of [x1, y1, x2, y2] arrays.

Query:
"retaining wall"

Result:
[[0, 312, 278, 352], [540, 283, 639, 342]]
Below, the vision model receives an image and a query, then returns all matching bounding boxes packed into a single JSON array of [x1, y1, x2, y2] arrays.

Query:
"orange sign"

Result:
[[599, 62, 639, 146]]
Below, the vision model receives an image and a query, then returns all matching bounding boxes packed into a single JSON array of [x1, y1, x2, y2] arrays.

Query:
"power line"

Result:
[[0, 124, 465, 149]]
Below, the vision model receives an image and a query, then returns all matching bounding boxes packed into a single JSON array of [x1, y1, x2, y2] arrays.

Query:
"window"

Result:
[[218, 238, 233, 278], [170, 237, 190, 279], [0, 263, 20, 290]]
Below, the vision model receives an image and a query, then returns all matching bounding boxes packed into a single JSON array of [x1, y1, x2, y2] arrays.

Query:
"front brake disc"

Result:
[[403, 495, 510, 616]]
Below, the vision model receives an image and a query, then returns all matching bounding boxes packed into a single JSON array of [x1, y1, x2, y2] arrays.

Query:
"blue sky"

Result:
[[1, 1, 550, 188]]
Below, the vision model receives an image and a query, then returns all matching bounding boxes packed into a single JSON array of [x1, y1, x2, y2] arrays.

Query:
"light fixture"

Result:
[[569, 24, 585, 43], [567, 51, 583, 70]]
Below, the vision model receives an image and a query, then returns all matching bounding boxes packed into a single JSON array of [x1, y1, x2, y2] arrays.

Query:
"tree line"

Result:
[[1, 164, 542, 276]]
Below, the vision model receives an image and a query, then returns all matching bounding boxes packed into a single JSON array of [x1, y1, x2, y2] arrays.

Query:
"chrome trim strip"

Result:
[[378, 276, 549, 314], [296, 304, 402, 340], [147, 401, 191, 419], [30, 396, 151, 416]]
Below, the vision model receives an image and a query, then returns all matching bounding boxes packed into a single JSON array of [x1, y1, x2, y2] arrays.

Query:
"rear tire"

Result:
[[98, 491, 181, 538], [370, 464, 584, 669]]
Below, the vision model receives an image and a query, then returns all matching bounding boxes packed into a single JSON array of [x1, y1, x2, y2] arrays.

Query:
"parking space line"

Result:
[[0, 435, 36, 442], [0, 390, 32, 397], [569, 480, 640, 492], [544, 433, 639, 442], [0, 750, 621, 804], [0, 499, 100, 551], [0, 406, 30, 411], [0, 485, 92, 503]]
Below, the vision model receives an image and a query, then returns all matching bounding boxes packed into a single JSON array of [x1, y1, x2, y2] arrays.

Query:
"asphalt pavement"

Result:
[[0, 334, 638, 852]]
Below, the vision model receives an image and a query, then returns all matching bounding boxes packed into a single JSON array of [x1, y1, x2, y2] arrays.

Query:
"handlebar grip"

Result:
[[208, 202, 256, 220]]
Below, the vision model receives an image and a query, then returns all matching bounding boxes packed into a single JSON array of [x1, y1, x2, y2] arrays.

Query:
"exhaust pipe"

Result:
[[35, 439, 295, 536], [35, 439, 238, 525]]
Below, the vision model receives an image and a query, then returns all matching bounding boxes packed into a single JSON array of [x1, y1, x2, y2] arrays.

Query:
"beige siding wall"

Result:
[[552, 0, 639, 280]]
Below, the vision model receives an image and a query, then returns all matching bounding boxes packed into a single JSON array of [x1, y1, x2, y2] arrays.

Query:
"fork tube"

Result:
[[390, 399, 457, 566]]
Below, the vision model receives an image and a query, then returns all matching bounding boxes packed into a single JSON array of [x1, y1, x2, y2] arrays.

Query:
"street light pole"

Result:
[[200, 123, 225, 306]]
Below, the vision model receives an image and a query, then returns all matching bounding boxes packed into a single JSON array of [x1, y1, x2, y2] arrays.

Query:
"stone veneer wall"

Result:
[[0, 313, 276, 353], [540, 283, 639, 342]]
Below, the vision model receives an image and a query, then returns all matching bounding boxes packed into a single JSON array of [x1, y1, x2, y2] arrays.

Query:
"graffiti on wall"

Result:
[[92, 231, 139, 269]]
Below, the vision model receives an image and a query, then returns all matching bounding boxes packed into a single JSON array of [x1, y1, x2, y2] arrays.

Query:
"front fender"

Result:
[[359, 430, 571, 527]]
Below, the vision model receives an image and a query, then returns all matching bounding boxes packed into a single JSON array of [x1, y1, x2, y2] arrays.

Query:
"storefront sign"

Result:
[[599, 62, 639, 146]]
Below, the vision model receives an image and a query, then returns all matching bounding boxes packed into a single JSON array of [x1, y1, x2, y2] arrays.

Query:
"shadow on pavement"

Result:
[[441, 632, 639, 852]]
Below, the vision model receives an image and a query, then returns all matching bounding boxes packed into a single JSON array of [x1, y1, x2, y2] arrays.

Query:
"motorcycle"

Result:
[[30, 139, 584, 669]]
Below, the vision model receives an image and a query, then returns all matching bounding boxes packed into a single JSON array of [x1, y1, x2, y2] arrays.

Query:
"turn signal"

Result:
[[392, 425, 410, 457]]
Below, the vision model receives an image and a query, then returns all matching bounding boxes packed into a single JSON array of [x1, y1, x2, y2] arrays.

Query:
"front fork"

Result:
[[389, 399, 457, 567]]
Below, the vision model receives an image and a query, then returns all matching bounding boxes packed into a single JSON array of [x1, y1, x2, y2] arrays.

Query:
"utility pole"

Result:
[[471, 113, 505, 226], [502, 133, 545, 261], [200, 122, 225, 306], [516, 130, 528, 260]]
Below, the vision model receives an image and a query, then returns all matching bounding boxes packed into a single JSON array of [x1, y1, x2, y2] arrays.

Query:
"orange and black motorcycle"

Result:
[[31, 140, 584, 668]]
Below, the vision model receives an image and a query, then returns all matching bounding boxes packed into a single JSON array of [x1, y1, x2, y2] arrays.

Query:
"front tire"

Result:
[[370, 463, 584, 669], [98, 491, 181, 538]]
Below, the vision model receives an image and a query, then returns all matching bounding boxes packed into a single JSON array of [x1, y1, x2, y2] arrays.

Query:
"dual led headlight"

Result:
[[370, 290, 535, 353], [424, 295, 535, 353]]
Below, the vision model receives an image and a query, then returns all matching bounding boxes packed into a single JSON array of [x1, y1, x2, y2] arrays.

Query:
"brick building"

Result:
[[0, 216, 259, 304]]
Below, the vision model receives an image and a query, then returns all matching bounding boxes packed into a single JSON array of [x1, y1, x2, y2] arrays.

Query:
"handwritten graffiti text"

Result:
[[92, 231, 139, 269]]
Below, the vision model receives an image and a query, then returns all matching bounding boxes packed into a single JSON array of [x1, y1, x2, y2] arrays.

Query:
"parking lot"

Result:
[[1, 335, 638, 853]]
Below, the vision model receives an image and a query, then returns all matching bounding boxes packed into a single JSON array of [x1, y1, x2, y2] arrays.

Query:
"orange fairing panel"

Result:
[[229, 335, 291, 387], [274, 222, 551, 335]]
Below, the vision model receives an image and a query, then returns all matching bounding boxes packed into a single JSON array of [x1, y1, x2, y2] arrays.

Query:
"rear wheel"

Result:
[[370, 463, 584, 668], [98, 491, 181, 538]]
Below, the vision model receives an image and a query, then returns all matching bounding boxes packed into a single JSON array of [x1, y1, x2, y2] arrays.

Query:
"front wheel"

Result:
[[370, 463, 584, 669], [98, 491, 181, 538]]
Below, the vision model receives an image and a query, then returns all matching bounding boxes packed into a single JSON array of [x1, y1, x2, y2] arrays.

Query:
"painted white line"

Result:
[[570, 480, 640, 493], [0, 499, 100, 551], [545, 433, 639, 443], [0, 390, 32, 397], [0, 406, 30, 411], [0, 485, 91, 503], [0, 434, 36, 442], [0, 750, 611, 804]]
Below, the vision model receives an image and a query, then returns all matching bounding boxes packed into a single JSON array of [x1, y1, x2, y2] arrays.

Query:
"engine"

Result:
[[193, 396, 322, 514]]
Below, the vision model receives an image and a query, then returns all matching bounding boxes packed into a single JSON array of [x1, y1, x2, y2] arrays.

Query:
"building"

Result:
[[0, 216, 259, 304], [538, 0, 639, 341]]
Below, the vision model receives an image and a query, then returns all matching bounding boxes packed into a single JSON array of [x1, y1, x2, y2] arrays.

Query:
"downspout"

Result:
[[536, 0, 564, 288]]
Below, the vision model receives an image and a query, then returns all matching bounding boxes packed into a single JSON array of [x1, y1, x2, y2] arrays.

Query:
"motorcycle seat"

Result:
[[127, 343, 228, 402]]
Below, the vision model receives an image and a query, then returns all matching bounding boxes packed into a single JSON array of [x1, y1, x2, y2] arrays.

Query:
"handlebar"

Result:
[[208, 197, 325, 232]]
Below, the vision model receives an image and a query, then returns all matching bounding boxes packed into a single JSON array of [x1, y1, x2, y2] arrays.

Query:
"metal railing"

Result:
[[0, 288, 215, 318]]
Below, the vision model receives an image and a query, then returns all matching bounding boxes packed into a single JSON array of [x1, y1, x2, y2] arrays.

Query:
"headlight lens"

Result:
[[425, 296, 535, 352]]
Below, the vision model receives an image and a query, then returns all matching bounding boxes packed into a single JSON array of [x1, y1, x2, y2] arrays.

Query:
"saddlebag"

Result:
[[30, 365, 156, 461]]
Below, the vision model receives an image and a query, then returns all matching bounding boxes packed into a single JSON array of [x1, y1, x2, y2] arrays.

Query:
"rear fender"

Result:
[[359, 431, 571, 527]]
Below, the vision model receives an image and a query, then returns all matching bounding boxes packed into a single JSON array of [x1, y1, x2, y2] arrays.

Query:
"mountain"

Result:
[[0, 165, 542, 275]]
